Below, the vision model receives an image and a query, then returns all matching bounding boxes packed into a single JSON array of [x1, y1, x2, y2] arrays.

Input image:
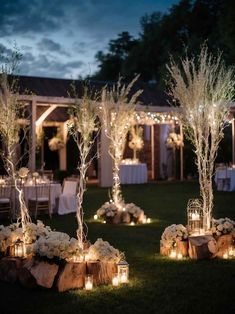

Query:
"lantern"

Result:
[[11, 239, 25, 258], [85, 274, 93, 290], [187, 199, 203, 235], [117, 260, 129, 283]]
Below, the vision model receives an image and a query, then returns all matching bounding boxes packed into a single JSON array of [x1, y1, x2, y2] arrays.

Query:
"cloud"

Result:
[[19, 53, 85, 78], [37, 38, 70, 57]]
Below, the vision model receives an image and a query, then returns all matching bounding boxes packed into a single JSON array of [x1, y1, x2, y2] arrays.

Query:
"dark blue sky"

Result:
[[0, 0, 179, 79]]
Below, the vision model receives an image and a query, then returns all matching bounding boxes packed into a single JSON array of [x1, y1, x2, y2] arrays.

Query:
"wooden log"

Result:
[[56, 262, 86, 292], [86, 261, 101, 285], [216, 234, 234, 258], [188, 235, 217, 259], [30, 260, 59, 288], [112, 211, 122, 224], [122, 212, 131, 224], [86, 261, 117, 285], [18, 257, 38, 288], [176, 240, 189, 257], [0, 257, 23, 283]]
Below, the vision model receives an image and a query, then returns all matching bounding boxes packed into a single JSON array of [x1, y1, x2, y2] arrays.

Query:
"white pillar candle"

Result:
[[112, 275, 119, 287], [94, 214, 98, 220], [85, 275, 93, 290]]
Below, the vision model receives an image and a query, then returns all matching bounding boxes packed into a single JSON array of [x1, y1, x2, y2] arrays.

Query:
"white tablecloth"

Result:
[[24, 183, 62, 213], [119, 163, 148, 184], [214, 168, 235, 191]]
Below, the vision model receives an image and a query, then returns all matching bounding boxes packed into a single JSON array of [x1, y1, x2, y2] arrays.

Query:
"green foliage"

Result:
[[1, 182, 235, 314], [92, 0, 235, 89]]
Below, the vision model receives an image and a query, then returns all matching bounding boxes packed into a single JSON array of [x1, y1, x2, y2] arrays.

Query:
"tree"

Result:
[[0, 49, 31, 229], [68, 86, 99, 248], [167, 45, 234, 230]]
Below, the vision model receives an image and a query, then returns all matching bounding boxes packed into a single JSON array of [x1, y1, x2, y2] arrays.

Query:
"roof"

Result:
[[16, 75, 172, 107]]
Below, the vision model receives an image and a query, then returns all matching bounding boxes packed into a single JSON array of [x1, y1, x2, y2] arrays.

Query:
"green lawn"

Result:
[[1, 181, 235, 314]]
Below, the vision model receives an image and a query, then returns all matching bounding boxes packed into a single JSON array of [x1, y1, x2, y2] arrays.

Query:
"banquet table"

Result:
[[119, 163, 148, 184], [214, 168, 235, 191]]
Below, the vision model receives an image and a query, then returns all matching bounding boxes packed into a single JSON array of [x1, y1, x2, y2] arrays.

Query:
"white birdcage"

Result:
[[187, 198, 204, 235]]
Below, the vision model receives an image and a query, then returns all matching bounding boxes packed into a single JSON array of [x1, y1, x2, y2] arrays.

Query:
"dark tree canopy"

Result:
[[91, 0, 235, 88]]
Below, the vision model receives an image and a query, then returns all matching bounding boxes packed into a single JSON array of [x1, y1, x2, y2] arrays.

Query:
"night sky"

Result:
[[0, 0, 179, 79]]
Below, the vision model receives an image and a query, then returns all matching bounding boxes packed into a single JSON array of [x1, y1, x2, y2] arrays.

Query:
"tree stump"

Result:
[[56, 262, 86, 292], [30, 259, 59, 288], [18, 257, 38, 288], [86, 261, 117, 285], [112, 212, 122, 224], [0, 257, 23, 283], [188, 235, 217, 259], [176, 240, 189, 257], [215, 234, 234, 258]]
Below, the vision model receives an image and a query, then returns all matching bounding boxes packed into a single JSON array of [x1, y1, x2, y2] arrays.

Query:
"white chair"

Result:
[[0, 184, 12, 219], [216, 168, 230, 191], [58, 179, 78, 215]]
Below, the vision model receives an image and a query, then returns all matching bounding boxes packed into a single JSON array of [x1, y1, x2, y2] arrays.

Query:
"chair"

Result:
[[28, 182, 52, 219], [216, 168, 230, 191], [0, 184, 12, 219], [58, 178, 78, 215], [39, 170, 54, 182]]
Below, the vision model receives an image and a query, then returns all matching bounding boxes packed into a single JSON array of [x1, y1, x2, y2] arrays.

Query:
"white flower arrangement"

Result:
[[161, 224, 188, 249], [87, 238, 124, 263], [48, 136, 64, 151], [18, 167, 30, 178], [166, 132, 184, 149], [125, 203, 144, 220], [0, 223, 23, 252], [23, 220, 51, 244], [33, 231, 82, 261], [211, 217, 235, 236], [97, 201, 118, 219]]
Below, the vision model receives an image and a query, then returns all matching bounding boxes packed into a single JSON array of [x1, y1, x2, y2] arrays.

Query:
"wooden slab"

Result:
[[56, 262, 86, 292]]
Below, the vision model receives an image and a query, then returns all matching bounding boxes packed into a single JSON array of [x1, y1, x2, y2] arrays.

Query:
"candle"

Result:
[[103, 220, 106, 224], [122, 207, 126, 212], [228, 248, 234, 257], [130, 221, 135, 226], [169, 250, 177, 259], [120, 272, 128, 283], [147, 218, 151, 224], [112, 274, 119, 287], [223, 253, 228, 259], [177, 253, 183, 260], [94, 214, 98, 220], [191, 212, 200, 221], [85, 275, 93, 290]]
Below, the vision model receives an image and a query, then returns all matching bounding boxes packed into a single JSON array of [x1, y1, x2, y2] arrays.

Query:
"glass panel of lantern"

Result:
[[117, 260, 129, 283], [187, 198, 203, 235], [10, 239, 25, 258]]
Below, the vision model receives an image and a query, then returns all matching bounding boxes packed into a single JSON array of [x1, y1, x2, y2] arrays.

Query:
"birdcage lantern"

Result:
[[187, 198, 204, 235], [117, 260, 129, 283]]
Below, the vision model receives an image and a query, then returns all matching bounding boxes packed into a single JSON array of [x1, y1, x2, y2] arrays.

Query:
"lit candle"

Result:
[[120, 272, 128, 283], [85, 275, 93, 290], [228, 247, 234, 257], [122, 207, 126, 212], [147, 218, 151, 224], [223, 253, 228, 259], [169, 249, 177, 259], [94, 214, 98, 220], [103, 220, 106, 224], [130, 221, 135, 226], [177, 253, 183, 260], [191, 212, 200, 221], [112, 274, 119, 287]]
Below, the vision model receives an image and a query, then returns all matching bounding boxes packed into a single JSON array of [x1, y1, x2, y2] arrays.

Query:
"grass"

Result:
[[1, 181, 235, 314]]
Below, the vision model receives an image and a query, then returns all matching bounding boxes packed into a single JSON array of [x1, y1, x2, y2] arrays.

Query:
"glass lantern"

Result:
[[117, 260, 129, 283], [187, 198, 203, 235], [11, 239, 25, 258]]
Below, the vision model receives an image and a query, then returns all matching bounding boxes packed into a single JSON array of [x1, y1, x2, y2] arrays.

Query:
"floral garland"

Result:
[[211, 217, 235, 237], [166, 132, 183, 149], [87, 238, 124, 263], [160, 224, 188, 249]]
